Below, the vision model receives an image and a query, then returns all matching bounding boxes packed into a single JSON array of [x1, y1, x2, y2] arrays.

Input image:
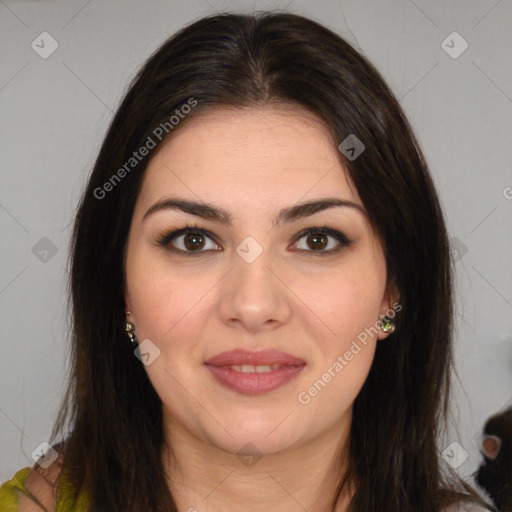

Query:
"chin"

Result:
[[204, 419, 301, 455]]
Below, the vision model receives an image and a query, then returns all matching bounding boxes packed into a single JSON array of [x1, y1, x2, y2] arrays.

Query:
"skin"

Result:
[[124, 105, 399, 512]]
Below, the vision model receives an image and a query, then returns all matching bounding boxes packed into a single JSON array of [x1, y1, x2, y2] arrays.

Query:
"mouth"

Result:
[[204, 348, 306, 367], [204, 349, 306, 395], [205, 364, 305, 395], [218, 363, 295, 372]]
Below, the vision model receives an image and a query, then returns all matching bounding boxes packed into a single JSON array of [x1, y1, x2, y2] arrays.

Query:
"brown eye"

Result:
[[293, 227, 351, 255], [156, 226, 221, 256], [157, 225, 352, 258], [183, 232, 206, 251], [306, 232, 328, 251]]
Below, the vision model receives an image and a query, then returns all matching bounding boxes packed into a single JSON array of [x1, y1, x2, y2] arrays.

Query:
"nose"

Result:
[[217, 246, 292, 333]]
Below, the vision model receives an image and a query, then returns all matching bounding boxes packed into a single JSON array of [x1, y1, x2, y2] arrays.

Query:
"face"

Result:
[[124, 106, 398, 458]]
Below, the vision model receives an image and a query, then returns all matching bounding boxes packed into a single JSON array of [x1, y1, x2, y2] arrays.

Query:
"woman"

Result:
[[0, 11, 496, 512]]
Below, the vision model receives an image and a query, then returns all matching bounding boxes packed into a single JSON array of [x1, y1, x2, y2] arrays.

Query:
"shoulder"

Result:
[[0, 467, 32, 511], [23, 457, 64, 511], [0, 458, 63, 512]]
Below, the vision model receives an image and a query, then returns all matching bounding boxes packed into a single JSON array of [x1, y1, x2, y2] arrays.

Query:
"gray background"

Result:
[[1, 0, 511, 499]]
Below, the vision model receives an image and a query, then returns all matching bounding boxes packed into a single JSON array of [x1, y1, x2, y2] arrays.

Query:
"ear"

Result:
[[377, 281, 401, 341], [124, 289, 133, 322]]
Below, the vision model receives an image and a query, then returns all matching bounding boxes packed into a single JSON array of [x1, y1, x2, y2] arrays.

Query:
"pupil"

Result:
[[184, 233, 204, 250], [308, 233, 327, 250]]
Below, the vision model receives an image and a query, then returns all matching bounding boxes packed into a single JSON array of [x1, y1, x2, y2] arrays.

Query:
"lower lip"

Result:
[[205, 364, 305, 395]]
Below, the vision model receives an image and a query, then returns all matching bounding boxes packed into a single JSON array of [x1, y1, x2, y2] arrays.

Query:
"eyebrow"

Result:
[[142, 196, 367, 226]]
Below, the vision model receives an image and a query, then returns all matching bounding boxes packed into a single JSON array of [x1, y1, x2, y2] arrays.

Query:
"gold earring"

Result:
[[125, 311, 138, 348], [381, 316, 396, 334]]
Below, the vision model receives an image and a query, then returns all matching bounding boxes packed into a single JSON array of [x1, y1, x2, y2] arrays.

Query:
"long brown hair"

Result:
[[40, 11, 493, 511]]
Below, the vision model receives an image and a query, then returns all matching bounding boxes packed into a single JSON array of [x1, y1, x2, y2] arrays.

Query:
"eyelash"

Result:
[[156, 222, 353, 258]]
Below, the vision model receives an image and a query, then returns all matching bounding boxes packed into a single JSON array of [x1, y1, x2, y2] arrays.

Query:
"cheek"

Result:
[[297, 305, 378, 417], [295, 263, 385, 343], [300, 259, 384, 411], [126, 246, 214, 348], [125, 253, 209, 405], [125, 244, 176, 339], [303, 341, 376, 418]]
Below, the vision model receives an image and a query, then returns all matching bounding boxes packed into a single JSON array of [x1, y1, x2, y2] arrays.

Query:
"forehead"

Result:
[[136, 105, 363, 220]]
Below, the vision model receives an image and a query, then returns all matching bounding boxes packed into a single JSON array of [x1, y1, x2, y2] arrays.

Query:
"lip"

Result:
[[205, 365, 305, 395], [204, 349, 306, 367], [204, 349, 306, 395]]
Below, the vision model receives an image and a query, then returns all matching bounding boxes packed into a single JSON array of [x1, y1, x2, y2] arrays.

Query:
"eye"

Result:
[[291, 227, 352, 256], [156, 224, 221, 257], [156, 224, 352, 257]]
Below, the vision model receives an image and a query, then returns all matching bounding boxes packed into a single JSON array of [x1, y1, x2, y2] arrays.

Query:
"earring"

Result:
[[125, 311, 139, 348], [381, 315, 396, 334]]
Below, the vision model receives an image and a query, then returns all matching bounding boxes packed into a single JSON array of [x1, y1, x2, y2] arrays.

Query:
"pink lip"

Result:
[[204, 349, 306, 395], [205, 365, 305, 395], [204, 349, 306, 366]]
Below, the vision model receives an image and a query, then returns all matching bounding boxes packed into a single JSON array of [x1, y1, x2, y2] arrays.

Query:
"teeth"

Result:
[[229, 364, 282, 373]]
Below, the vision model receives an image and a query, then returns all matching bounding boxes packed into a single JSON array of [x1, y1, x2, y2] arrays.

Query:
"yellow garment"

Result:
[[0, 466, 90, 511]]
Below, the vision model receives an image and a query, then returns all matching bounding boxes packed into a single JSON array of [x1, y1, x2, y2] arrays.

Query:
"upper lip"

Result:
[[205, 349, 306, 367]]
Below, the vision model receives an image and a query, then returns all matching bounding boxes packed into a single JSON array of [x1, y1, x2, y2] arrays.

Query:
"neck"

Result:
[[161, 408, 356, 512]]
